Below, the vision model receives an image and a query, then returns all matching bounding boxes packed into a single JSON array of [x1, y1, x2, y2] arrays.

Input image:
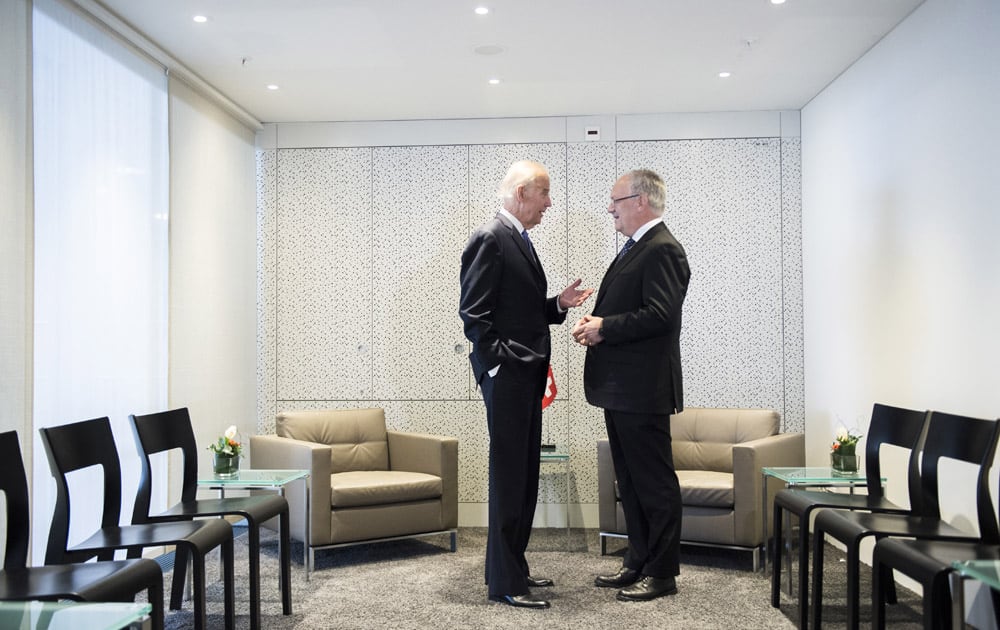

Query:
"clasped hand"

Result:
[[572, 314, 603, 347]]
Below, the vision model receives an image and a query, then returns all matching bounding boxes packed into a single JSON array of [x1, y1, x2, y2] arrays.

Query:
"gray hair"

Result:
[[498, 160, 547, 201], [625, 169, 666, 216]]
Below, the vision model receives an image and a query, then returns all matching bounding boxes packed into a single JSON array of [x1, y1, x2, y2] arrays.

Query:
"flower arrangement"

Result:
[[208, 425, 242, 457], [831, 425, 863, 456]]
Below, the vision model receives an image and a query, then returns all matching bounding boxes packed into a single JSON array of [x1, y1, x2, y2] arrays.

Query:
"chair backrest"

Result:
[[129, 407, 201, 523], [276, 408, 388, 473], [862, 403, 930, 502], [0, 430, 32, 570], [670, 408, 780, 473], [38, 416, 123, 564], [915, 410, 1000, 541]]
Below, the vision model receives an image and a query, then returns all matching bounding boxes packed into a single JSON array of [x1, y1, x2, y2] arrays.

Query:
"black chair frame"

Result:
[[811, 410, 1000, 629], [130, 407, 291, 630], [39, 416, 236, 630], [0, 430, 164, 629], [770, 403, 929, 627]]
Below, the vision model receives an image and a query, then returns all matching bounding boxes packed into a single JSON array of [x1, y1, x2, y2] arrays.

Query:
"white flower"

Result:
[[224, 425, 238, 440]]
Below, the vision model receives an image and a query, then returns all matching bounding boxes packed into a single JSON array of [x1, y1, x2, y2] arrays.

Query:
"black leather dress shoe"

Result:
[[526, 575, 554, 588], [490, 594, 551, 609], [594, 566, 639, 588], [616, 576, 678, 602]]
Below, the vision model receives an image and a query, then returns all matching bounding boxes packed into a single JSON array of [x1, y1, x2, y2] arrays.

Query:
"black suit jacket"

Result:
[[584, 222, 690, 414], [460, 214, 566, 384]]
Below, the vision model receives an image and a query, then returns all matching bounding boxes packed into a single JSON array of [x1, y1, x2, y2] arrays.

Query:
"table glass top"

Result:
[[761, 466, 869, 484], [953, 560, 1000, 590], [197, 468, 309, 487], [540, 445, 569, 461], [0, 601, 151, 629]]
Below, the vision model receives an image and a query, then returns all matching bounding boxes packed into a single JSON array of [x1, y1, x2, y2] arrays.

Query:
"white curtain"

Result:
[[32, 0, 168, 562]]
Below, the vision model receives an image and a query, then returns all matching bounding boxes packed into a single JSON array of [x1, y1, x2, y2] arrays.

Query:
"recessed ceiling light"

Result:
[[266, 84, 279, 91], [475, 7, 490, 15], [192, 15, 208, 23], [770, 0, 786, 4], [488, 78, 500, 85], [718, 71, 732, 78]]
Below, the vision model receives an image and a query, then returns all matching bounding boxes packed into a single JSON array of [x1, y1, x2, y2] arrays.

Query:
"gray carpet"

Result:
[[159, 527, 927, 629]]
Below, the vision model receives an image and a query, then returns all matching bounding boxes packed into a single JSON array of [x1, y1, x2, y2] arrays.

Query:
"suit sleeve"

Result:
[[545, 296, 568, 326], [601, 241, 689, 344], [459, 229, 504, 370]]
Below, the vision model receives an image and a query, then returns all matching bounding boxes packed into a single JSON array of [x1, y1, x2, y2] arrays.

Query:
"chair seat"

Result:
[[817, 509, 980, 542], [156, 494, 287, 521], [879, 538, 1000, 576], [330, 471, 442, 508], [676, 470, 733, 508], [69, 519, 232, 557], [775, 487, 907, 514], [0, 558, 161, 602]]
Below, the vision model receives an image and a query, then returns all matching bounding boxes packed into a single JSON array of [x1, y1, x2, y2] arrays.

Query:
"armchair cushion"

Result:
[[277, 408, 389, 473], [329, 471, 443, 508], [676, 471, 734, 508]]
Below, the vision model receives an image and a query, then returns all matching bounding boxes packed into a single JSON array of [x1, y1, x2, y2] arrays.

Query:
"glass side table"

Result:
[[952, 559, 1000, 629], [761, 466, 872, 594], [540, 445, 571, 547], [198, 468, 312, 578], [0, 601, 151, 630]]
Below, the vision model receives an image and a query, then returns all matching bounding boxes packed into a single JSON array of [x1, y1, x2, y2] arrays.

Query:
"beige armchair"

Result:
[[598, 407, 804, 568], [250, 408, 458, 568]]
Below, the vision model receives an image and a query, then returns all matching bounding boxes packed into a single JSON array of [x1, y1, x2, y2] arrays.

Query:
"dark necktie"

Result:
[[617, 238, 636, 261]]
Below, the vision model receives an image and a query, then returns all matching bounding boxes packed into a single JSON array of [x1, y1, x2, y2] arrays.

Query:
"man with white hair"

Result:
[[460, 160, 592, 609]]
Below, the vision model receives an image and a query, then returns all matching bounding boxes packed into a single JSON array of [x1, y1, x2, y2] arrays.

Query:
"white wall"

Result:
[[168, 76, 258, 479], [802, 0, 1000, 621]]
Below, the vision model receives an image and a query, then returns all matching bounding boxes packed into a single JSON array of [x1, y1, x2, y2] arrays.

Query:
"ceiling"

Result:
[[96, 0, 925, 125]]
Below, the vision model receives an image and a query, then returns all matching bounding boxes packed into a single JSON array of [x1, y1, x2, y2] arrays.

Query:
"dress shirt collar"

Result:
[[498, 208, 526, 234], [630, 218, 663, 243]]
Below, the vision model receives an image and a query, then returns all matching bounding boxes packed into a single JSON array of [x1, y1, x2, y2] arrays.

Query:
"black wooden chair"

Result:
[[0, 430, 165, 629], [873, 537, 1000, 629], [810, 410, 1000, 629], [130, 407, 291, 630], [770, 403, 929, 627], [39, 416, 236, 630]]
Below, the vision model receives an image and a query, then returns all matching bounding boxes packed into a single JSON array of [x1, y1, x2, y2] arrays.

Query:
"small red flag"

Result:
[[541, 364, 557, 409]]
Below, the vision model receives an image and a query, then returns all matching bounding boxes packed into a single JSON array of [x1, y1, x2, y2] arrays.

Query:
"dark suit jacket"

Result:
[[460, 214, 566, 383], [584, 222, 690, 414]]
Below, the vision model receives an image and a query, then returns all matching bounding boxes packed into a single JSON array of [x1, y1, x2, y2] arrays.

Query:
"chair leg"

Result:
[[872, 554, 887, 630], [248, 521, 261, 630], [450, 530, 457, 552], [191, 549, 207, 630], [771, 502, 783, 608], [811, 526, 825, 629], [148, 579, 165, 630], [798, 509, 812, 630], [846, 540, 862, 630], [279, 507, 292, 615], [170, 545, 190, 611], [601, 534, 607, 556], [222, 536, 235, 630]]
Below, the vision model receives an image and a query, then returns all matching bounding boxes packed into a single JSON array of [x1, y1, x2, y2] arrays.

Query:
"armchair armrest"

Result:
[[250, 434, 332, 545], [732, 432, 805, 546], [596, 439, 620, 533], [386, 431, 459, 529]]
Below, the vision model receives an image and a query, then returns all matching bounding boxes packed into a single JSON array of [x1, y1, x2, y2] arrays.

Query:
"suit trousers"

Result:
[[605, 409, 682, 578], [479, 365, 545, 597]]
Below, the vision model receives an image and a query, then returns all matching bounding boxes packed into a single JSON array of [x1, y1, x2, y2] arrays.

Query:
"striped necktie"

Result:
[[617, 238, 636, 261]]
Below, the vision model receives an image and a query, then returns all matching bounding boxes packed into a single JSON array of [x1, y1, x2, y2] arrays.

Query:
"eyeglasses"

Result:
[[610, 193, 640, 205]]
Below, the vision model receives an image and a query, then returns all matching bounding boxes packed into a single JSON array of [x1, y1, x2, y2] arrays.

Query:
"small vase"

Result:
[[830, 452, 859, 476], [213, 453, 240, 478]]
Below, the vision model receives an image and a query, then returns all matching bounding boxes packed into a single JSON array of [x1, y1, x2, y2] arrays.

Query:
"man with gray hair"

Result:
[[572, 169, 690, 602], [460, 160, 592, 609]]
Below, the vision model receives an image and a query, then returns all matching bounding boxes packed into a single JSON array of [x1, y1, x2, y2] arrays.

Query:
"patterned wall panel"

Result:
[[781, 138, 805, 432], [275, 148, 373, 400], [617, 140, 786, 417], [256, 149, 277, 434], [256, 135, 805, 512], [371, 146, 469, 400]]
